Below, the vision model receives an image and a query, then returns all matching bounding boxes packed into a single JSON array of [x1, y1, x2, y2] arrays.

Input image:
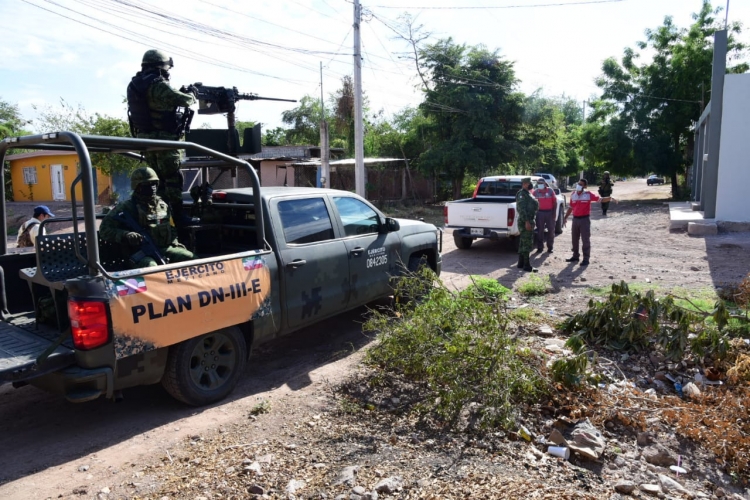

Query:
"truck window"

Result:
[[278, 198, 335, 244], [476, 180, 522, 197], [333, 197, 380, 236]]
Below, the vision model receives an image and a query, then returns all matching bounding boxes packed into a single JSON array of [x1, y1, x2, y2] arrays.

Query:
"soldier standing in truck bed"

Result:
[[127, 49, 197, 226], [515, 177, 539, 273]]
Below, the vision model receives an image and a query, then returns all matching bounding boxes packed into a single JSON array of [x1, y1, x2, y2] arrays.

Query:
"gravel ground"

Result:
[[3, 180, 750, 500]]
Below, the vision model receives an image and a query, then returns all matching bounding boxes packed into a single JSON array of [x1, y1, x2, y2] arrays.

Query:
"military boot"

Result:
[[523, 256, 538, 273], [517, 254, 524, 269]]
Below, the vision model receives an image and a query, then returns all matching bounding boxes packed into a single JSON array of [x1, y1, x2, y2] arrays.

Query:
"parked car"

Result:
[[533, 172, 559, 190], [647, 175, 665, 185], [444, 175, 566, 250]]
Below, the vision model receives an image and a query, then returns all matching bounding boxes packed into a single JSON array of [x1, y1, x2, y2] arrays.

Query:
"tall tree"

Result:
[[417, 38, 523, 198], [33, 100, 136, 175], [280, 95, 322, 145], [592, 1, 747, 196], [0, 99, 31, 138]]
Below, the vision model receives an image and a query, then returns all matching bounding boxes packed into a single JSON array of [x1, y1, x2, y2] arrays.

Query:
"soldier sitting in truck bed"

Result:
[[100, 167, 196, 268]]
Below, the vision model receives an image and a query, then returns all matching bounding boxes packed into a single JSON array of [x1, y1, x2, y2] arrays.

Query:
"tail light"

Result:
[[507, 208, 516, 227], [443, 205, 448, 225], [68, 300, 110, 350], [212, 191, 227, 201], [472, 180, 481, 198]]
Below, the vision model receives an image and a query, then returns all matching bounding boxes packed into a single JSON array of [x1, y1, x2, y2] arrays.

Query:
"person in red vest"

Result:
[[563, 178, 599, 266], [532, 178, 556, 253]]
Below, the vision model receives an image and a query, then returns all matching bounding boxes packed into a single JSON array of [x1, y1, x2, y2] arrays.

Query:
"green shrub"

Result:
[[517, 274, 551, 296], [462, 276, 511, 302], [366, 274, 548, 431], [562, 281, 737, 361]]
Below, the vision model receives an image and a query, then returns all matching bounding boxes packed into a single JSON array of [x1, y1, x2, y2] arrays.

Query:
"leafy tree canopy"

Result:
[[417, 38, 524, 198], [588, 1, 747, 195]]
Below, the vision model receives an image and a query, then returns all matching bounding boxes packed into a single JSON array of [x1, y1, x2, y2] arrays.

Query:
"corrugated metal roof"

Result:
[[5, 150, 79, 161], [291, 158, 403, 166]]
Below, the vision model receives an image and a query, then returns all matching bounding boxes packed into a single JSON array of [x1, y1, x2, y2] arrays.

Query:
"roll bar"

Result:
[[0, 132, 265, 277]]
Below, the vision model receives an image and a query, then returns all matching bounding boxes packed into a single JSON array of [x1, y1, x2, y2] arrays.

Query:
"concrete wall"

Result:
[[9, 153, 110, 203], [260, 162, 295, 187], [715, 74, 750, 222]]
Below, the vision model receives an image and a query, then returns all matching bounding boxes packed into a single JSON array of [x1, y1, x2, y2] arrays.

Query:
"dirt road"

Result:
[[2, 179, 749, 499]]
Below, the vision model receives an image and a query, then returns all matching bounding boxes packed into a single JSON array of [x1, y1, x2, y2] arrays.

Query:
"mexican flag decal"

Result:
[[116, 277, 147, 296]]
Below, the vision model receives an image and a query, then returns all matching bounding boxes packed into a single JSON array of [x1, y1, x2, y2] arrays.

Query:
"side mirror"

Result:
[[383, 217, 400, 233], [554, 189, 561, 195]]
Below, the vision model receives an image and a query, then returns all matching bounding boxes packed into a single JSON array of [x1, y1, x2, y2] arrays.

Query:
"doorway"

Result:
[[51, 164, 65, 201]]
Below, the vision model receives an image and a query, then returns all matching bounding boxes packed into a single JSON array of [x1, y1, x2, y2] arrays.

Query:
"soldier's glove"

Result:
[[125, 232, 144, 246]]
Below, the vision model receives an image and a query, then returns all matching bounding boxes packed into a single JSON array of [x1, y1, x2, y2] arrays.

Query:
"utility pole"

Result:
[[580, 100, 587, 181], [319, 61, 330, 189], [353, 0, 366, 197], [725, 0, 729, 29]]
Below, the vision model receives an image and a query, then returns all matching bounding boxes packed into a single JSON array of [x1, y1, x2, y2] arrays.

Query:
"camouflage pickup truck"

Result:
[[0, 132, 441, 406]]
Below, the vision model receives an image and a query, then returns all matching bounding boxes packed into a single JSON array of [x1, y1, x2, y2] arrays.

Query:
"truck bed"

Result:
[[0, 313, 74, 385]]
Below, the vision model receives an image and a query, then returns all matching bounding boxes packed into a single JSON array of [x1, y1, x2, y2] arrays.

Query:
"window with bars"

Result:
[[22, 167, 38, 185]]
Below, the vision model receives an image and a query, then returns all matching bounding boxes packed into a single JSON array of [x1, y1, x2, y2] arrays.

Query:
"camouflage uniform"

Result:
[[516, 179, 539, 270], [127, 50, 196, 219], [598, 172, 613, 215], [100, 167, 195, 268]]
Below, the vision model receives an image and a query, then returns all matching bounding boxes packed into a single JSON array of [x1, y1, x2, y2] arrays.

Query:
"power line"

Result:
[[20, 0, 315, 84], [372, 0, 624, 9]]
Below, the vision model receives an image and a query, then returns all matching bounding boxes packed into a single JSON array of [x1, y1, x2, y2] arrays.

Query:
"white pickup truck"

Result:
[[444, 175, 567, 250]]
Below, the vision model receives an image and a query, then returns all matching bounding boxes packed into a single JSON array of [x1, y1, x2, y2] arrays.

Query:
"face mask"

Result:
[[576, 185, 584, 192], [136, 182, 158, 199], [537, 184, 545, 189]]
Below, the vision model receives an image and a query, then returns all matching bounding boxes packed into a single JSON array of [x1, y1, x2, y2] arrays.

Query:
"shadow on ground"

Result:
[[0, 301, 381, 484]]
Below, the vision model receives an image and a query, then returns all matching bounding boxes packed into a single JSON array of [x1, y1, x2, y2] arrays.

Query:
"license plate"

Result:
[[470, 228, 484, 236]]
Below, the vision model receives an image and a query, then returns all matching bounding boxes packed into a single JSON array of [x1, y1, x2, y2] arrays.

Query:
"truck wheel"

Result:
[[453, 234, 473, 249], [161, 326, 247, 406], [509, 236, 520, 251], [555, 206, 564, 235]]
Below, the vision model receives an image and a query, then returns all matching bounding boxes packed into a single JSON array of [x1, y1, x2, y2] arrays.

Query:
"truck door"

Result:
[[274, 197, 350, 330], [331, 196, 400, 306]]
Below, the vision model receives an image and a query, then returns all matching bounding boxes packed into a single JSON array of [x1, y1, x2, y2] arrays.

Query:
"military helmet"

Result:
[[141, 49, 173, 69], [603, 171, 611, 176], [131, 167, 160, 189]]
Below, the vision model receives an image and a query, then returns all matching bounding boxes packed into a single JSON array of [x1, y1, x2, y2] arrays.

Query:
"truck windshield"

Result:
[[476, 180, 522, 197]]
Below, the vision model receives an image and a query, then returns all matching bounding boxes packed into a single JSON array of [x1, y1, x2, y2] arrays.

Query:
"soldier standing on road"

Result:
[[516, 177, 539, 273], [598, 171, 615, 216], [127, 49, 197, 226], [532, 179, 556, 253], [100, 167, 196, 268], [563, 178, 600, 267]]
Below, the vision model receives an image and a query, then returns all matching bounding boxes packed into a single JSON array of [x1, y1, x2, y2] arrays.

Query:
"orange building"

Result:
[[5, 151, 111, 203]]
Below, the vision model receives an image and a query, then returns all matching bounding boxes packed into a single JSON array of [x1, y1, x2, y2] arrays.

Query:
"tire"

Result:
[[161, 326, 247, 406], [555, 206, 564, 235], [509, 236, 520, 251], [453, 233, 473, 249]]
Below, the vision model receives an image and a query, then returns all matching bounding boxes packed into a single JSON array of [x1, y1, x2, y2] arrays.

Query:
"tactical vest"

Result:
[[127, 198, 174, 248], [127, 71, 179, 135]]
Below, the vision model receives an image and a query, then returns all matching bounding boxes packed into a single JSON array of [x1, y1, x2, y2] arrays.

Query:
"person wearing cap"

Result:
[[127, 49, 197, 226], [563, 179, 600, 266], [515, 177, 539, 272], [598, 171, 615, 216], [532, 178, 556, 253], [16, 205, 55, 248]]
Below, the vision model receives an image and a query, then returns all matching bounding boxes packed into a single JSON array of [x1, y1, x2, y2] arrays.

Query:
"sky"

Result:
[[0, 0, 746, 134]]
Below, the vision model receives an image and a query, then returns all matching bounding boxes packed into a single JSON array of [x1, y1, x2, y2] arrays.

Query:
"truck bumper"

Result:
[[29, 365, 114, 403], [451, 228, 517, 239]]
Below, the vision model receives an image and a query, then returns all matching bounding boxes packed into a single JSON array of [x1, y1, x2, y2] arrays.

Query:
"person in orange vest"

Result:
[[563, 178, 600, 266], [532, 178, 557, 253]]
